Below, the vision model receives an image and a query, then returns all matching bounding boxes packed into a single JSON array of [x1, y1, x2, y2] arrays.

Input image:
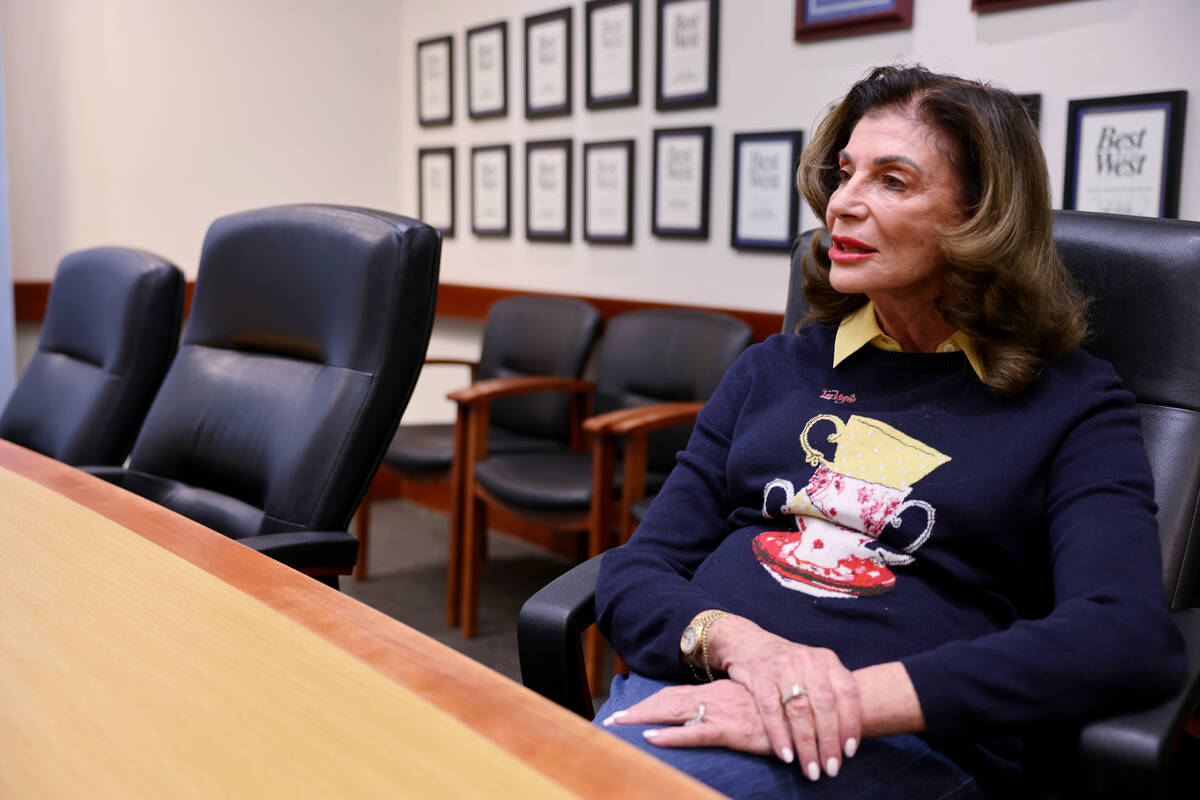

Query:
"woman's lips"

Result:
[[829, 235, 877, 263]]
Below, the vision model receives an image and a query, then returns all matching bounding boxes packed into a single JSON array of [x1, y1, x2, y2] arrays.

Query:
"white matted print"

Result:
[[525, 7, 572, 118], [417, 36, 453, 126], [652, 126, 711, 238], [584, 139, 634, 243], [526, 139, 572, 241], [468, 22, 508, 119], [471, 145, 510, 235], [418, 147, 455, 236], [732, 131, 803, 251], [587, 0, 639, 109]]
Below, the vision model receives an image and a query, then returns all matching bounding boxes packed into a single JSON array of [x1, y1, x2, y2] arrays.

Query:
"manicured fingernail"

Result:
[[602, 711, 628, 727], [844, 737, 858, 758], [826, 757, 840, 777], [643, 729, 659, 739], [780, 746, 794, 764], [806, 761, 821, 781]]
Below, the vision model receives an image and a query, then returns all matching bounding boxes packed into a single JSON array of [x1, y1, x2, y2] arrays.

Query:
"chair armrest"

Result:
[[1074, 606, 1200, 797], [447, 375, 595, 406], [240, 530, 360, 574], [583, 402, 705, 436], [518, 554, 605, 720]]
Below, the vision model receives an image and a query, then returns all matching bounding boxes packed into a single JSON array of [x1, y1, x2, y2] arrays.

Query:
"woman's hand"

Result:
[[602, 680, 771, 755], [707, 614, 861, 781]]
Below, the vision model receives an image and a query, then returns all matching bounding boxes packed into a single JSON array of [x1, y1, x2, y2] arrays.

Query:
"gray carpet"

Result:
[[342, 498, 576, 683]]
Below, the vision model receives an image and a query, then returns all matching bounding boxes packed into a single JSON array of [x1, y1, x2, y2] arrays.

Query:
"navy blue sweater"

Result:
[[596, 323, 1186, 785]]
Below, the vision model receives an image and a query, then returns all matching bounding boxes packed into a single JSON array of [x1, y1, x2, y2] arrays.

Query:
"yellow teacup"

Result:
[[800, 414, 949, 489]]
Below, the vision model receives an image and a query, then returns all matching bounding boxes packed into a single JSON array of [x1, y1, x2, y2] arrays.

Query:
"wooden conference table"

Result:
[[0, 440, 720, 798]]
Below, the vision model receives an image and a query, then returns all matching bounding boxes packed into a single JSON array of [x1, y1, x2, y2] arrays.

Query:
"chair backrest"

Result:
[[1052, 210, 1200, 611], [786, 211, 1200, 610], [477, 296, 601, 441], [0, 247, 184, 465], [123, 204, 441, 539], [594, 309, 753, 473]]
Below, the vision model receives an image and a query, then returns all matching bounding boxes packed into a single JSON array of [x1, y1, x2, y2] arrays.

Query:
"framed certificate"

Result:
[[1064, 91, 1187, 218], [586, 0, 639, 110], [584, 139, 635, 244], [467, 21, 508, 119], [525, 7, 572, 118], [731, 130, 803, 252], [794, 0, 912, 43], [655, 0, 718, 111], [417, 35, 453, 126], [525, 139, 573, 241], [418, 147, 455, 237], [471, 144, 511, 236], [652, 126, 712, 239]]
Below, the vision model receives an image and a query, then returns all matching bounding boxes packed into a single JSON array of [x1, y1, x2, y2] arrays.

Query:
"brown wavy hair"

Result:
[[797, 64, 1089, 398]]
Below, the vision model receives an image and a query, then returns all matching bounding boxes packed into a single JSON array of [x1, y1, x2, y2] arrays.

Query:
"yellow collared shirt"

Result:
[[833, 301, 986, 381]]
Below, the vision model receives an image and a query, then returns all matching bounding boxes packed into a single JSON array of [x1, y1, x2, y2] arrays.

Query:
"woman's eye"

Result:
[[882, 174, 906, 190], [836, 168, 851, 183]]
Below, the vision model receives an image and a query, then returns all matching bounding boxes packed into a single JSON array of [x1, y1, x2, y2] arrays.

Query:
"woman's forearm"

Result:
[[851, 661, 926, 738]]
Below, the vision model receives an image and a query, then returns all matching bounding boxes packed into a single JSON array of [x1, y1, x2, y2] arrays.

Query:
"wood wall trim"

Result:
[[15, 280, 784, 340]]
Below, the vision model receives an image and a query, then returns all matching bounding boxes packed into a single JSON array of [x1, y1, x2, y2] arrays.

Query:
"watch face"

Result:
[[681, 626, 699, 654]]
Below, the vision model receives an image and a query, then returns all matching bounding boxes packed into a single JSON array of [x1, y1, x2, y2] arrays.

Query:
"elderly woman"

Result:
[[594, 65, 1186, 799]]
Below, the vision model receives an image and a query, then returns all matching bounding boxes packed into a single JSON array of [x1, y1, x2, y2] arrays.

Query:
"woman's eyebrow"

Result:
[[873, 154, 922, 172]]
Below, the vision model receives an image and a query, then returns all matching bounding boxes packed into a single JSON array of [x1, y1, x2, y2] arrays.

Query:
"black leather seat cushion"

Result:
[[476, 451, 667, 514], [386, 422, 563, 474]]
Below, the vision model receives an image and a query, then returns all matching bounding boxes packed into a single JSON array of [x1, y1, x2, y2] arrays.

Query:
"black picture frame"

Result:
[[652, 126, 712, 239], [467, 21, 508, 119], [583, 139, 635, 244], [525, 139, 574, 241], [731, 130, 803, 252], [586, 0, 640, 110], [655, 0, 719, 111], [1064, 90, 1187, 218], [1018, 93, 1042, 132], [525, 7, 573, 118], [417, 35, 453, 127], [418, 147, 456, 238], [794, 0, 912, 43], [471, 144, 511, 236]]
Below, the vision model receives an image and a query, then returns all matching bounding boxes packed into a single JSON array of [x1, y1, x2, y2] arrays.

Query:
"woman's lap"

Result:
[[595, 673, 983, 800]]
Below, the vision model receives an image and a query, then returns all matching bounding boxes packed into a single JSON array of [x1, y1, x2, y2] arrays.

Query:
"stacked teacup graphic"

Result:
[[754, 415, 950, 598]]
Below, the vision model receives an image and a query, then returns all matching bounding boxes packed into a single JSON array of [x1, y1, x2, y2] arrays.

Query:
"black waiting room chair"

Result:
[[517, 211, 1200, 798], [0, 247, 184, 466], [355, 295, 601, 626], [458, 308, 752, 696], [85, 204, 441, 587]]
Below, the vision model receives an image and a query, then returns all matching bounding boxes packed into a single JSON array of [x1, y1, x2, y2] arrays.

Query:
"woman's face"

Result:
[[824, 110, 966, 307]]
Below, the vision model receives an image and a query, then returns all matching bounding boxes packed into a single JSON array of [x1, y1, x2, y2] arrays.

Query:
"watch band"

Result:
[[688, 610, 731, 682]]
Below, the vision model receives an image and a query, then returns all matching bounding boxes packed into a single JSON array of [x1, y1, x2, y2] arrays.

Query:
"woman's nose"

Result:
[[828, 178, 866, 219]]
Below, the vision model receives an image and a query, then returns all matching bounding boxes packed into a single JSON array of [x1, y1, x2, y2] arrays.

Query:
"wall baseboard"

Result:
[[14, 281, 785, 340]]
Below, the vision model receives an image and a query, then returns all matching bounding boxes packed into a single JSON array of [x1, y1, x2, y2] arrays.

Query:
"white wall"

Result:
[[400, 0, 1200, 318], [0, 0, 404, 280]]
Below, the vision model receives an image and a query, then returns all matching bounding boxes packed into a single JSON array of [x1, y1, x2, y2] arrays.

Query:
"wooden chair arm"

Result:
[[423, 357, 480, 383], [447, 375, 595, 406], [583, 402, 705, 436]]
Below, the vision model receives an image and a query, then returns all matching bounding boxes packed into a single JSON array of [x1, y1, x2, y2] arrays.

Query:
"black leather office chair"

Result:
[[0, 247, 183, 466], [457, 308, 753, 647], [517, 211, 1200, 798], [357, 295, 601, 623], [86, 204, 441, 587]]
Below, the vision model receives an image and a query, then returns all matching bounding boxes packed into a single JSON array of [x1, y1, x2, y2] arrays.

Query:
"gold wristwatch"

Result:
[[680, 610, 732, 682]]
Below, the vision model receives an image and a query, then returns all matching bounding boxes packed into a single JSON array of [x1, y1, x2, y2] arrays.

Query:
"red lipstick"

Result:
[[829, 235, 877, 263]]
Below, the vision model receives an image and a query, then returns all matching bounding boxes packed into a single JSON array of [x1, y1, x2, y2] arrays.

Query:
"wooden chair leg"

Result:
[[445, 406, 470, 627], [352, 498, 371, 582], [460, 494, 487, 637]]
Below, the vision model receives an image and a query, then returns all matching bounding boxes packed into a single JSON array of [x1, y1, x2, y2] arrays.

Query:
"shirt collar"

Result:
[[833, 301, 986, 381]]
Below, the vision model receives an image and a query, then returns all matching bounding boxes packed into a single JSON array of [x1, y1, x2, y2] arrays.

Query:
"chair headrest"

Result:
[[185, 204, 441, 372], [1053, 210, 1200, 412]]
